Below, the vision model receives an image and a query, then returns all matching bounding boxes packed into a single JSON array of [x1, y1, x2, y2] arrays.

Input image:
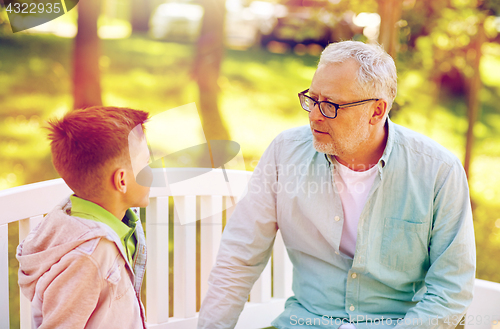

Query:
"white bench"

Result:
[[0, 168, 293, 329], [1, 168, 499, 329], [464, 279, 500, 329]]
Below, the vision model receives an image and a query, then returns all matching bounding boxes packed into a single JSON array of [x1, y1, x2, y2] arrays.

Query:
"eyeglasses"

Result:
[[298, 89, 379, 119]]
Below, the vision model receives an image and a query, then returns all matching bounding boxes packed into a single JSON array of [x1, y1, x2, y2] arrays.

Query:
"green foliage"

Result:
[[481, 0, 500, 15], [0, 6, 12, 35], [398, 0, 499, 91], [0, 34, 69, 190], [325, 0, 377, 16]]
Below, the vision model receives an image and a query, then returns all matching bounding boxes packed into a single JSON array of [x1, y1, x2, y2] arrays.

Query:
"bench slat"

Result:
[[199, 195, 223, 303], [224, 196, 237, 228], [0, 224, 10, 329], [0, 179, 71, 225], [146, 197, 170, 324], [173, 196, 197, 318], [149, 169, 251, 198]]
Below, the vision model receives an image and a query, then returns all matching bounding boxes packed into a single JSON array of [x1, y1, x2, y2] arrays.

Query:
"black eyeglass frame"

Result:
[[298, 89, 379, 119]]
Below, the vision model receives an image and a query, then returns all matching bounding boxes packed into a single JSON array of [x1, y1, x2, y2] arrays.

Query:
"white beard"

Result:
[[312, 139, 338, 155]]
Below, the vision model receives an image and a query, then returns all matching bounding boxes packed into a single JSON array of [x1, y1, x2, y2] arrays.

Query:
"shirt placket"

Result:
[[328, 157, 384, 320], [326, 155, 344, 256]]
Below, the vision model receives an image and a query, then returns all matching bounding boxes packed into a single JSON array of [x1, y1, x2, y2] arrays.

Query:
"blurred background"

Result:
[[1, 0, 500, 327]]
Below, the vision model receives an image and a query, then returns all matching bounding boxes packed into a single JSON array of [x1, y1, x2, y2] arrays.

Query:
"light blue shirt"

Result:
[[198, 118, 476, 329]]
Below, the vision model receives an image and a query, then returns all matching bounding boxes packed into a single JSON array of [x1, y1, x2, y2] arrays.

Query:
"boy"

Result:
[[17, 106, 151, 328]]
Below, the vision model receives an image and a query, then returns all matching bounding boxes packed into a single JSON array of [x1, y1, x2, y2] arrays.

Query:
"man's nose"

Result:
[[308, 103, 324, 122]]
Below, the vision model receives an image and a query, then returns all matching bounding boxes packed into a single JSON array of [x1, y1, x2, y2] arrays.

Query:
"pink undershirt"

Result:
[[332, 157, 379, 258]]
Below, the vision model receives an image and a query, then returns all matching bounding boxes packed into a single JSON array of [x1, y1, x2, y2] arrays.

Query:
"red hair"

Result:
[[47, 106, 149, 198]]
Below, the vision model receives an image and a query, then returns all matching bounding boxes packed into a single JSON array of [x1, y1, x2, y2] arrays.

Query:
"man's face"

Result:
[[308, 60, 373, 157], [125, 133, 151, 208]]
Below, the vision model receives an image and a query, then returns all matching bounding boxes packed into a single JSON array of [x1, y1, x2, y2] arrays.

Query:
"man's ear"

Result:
[[369, 100, 388, 125], [112, 169, 127, 194]]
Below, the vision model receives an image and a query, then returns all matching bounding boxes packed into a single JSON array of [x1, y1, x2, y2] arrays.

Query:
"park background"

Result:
[[1, 0, 500, 328]]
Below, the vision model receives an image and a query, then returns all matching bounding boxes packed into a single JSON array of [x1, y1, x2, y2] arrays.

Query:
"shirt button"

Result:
[[351, 273, 357, 279], [334, 216, 340, 221], [350, 305, 355, 311]]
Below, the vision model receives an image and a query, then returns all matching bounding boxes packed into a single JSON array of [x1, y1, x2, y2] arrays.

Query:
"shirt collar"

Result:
[[70, 195, 137, 241], [379, 117, 395, 169], [323, 117, 395, 171]]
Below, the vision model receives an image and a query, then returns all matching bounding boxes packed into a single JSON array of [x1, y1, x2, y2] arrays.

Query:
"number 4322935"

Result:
[[6, 2, 62, 14]]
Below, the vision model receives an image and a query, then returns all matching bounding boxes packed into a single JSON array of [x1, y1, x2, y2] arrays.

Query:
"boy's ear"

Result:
[[113, 169, 127, 194]]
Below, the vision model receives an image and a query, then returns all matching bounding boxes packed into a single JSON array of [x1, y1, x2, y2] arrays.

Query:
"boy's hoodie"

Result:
[[16, 198, 147, 329]]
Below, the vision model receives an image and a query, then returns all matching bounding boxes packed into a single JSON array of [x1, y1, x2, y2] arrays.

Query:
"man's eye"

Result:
[[323, 103, 336, 110]]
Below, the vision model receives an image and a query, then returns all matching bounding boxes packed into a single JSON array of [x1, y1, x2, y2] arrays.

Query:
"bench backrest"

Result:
[[0, 168, 293, 329]]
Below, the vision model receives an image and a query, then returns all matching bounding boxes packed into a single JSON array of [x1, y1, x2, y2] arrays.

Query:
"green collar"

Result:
[[70, 195, 137, 264]]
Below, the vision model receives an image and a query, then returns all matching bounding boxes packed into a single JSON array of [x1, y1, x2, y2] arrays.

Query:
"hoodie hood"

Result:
[[16, 198, 112, 301]]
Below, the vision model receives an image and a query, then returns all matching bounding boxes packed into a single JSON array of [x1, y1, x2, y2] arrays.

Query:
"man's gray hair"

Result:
[[318, 41, 397, 110]]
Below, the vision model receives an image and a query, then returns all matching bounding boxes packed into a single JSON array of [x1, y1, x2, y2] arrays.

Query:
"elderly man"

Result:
[[198, 41, 475, 329]]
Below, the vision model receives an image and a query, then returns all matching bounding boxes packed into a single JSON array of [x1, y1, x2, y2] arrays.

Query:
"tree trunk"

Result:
[[192, 0, 230, 142], [464, 20, 486, 179], [73, 0, 102, 109], [131, 0, 152, 33], [377, 0, 403, 58]]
